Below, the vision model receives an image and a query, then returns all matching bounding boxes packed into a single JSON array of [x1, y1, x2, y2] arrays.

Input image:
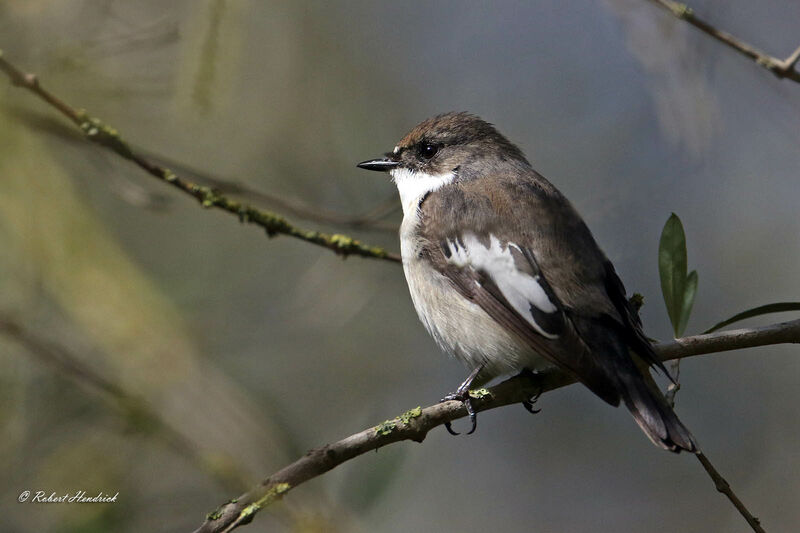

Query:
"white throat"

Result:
[[390, 168, 455, 218]]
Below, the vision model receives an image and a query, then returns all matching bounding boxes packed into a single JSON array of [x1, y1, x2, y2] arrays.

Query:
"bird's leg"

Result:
[[518, 368, 542, 414], [441, 364, 484, 436], [521, 390, 542, 414]]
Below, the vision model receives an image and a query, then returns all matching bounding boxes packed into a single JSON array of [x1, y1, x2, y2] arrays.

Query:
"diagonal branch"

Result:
[[648, 0, 800, 82], [193, 318, 800, 533], [8, 107, 402, 231], [7, 107, 402, 230], [0, 51, 401, 262]]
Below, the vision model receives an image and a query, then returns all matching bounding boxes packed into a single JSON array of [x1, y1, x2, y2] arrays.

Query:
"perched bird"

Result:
[[358, 112, 696, 452]]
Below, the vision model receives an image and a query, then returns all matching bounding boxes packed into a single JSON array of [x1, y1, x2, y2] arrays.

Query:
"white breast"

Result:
[[402, 250, 543, 377]]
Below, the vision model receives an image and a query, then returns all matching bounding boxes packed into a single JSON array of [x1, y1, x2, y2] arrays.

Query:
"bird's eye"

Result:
[[419, 143, 439, 160]]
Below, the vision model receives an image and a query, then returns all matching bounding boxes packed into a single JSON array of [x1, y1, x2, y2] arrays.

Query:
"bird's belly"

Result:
[[402, 255, 548, 378]]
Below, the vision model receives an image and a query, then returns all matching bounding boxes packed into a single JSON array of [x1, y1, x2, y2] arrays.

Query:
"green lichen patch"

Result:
[[399, 406, 422, 425], [330, 233, 354, 248], [252, 483, 290, 508], [233, 483, 291, 525], [376, 406, 423, 435], [669, 3, 693, 18], [469, 388, 491, 399], [206, 508, 223, 521], [236, 502, 260, 524], [374, 420, 397, 436]]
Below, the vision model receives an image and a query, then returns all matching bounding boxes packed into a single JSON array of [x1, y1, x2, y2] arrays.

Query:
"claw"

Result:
[[519, 369, 542, 414], [465, 399, 477, 435], [442, 391, 478, 434], [522, 397, 541, 414], [441, 365, 483, 436]]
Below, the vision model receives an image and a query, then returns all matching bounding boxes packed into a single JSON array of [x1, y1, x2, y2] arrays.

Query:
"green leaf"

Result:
[[659, 213, 694, 337], [703, 302, 800, 334], [677, 270, 698, 337]]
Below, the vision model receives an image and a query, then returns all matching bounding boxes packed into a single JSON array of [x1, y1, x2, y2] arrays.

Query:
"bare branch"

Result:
[[696, 451, 765, 533], [141, 152, 401, 232], [648, 0, 800, 82], [0, 51, 401, 262], [193, 318, 800, 533], [657, 318, 800, 360]]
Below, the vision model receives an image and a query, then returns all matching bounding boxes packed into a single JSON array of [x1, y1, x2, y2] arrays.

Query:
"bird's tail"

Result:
[[617, 358, 697, 453], [567, 315, 698, 452]]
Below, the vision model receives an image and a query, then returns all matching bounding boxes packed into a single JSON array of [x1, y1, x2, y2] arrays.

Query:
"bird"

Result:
[[357, 112, 697, 453]]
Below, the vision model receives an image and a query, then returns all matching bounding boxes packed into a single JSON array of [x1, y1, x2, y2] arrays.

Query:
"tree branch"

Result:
[[7, 107, 402, 231], [695, 451, 765, 533], [193, 318, 800, 533], [0, 51, 401, 262], [648, 0, 800, 83]]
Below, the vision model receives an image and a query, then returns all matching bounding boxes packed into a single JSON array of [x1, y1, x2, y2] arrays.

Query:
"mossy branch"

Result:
[[0, 51, 401, 263], [193, 319, 800, 533]]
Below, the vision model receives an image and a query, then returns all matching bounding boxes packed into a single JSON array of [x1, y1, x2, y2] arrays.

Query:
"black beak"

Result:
[[357, 157, 400, 172]]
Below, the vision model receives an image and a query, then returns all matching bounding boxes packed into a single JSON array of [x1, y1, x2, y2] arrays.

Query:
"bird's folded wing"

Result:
[[423, 232, 621, 406]]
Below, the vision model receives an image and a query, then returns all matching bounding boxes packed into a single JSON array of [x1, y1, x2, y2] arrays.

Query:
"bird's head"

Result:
[[357, 112, 529, 180]]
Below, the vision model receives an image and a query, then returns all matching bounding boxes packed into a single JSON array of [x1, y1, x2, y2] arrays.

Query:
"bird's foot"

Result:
[[441, 388, 478, 435], [518, 368, 542, 414], [441, 365, 484, 436], [522, 389, 542, 414]]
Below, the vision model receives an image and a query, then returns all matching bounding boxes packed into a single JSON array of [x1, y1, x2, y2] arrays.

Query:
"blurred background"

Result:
[[1, 1, 799, 531]]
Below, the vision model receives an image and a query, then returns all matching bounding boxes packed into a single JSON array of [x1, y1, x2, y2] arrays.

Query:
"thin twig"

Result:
[[696, 452, 765, 533], [193, 318, 800, 533], [648, 0, 800, 82], [0, 51, 401, 262], [0, 313, 249, 493]]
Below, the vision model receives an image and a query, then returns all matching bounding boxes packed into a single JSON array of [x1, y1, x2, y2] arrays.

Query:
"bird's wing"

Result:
[[416, 174, 632, 405]]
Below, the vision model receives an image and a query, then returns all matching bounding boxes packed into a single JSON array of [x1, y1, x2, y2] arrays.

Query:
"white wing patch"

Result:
[[445, 234, 560, 339], [391, 168, 455, 218]]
